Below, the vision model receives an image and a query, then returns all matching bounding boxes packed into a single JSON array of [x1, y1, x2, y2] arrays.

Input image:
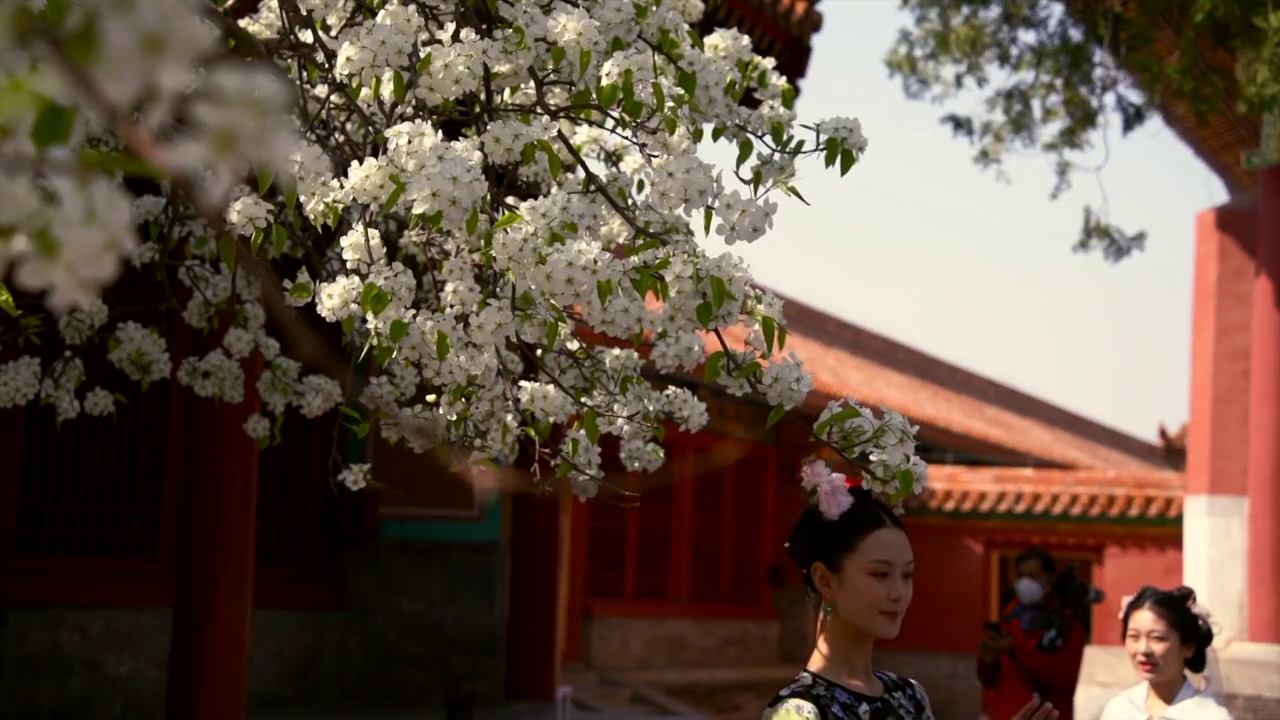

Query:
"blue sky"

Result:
[[698, 0, 1230, 442]]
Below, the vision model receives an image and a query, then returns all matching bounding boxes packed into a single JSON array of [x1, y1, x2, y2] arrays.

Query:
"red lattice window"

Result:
[[8, 381, 172, 572], [0, 271, 352, 606], [0, 274, 176, 585]]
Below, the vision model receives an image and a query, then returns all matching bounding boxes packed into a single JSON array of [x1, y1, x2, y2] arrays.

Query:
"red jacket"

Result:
[[978, 601, 1086, 720]]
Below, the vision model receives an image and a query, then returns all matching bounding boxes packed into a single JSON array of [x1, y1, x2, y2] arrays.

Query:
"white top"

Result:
[[1098, 679, 1232, 720]]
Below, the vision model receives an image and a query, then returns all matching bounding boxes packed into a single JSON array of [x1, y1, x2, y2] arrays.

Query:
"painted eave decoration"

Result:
[[909, 465, 1185, 525]]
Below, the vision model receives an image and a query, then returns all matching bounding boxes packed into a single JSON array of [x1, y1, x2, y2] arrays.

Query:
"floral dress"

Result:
[[762, 670, 935, 720]]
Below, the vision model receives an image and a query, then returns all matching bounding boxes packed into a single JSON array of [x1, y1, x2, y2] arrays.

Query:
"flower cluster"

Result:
[[812, 400, 929, 505], [0, 0, 926, 501]]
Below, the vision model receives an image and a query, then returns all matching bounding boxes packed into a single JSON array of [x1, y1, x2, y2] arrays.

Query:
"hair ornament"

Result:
[[1189, 601, 1212, 623], [1118, 593, 1136, 620], [800, 457, 854, 520]]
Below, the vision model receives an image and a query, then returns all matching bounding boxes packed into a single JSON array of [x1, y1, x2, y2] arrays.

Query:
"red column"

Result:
[[504, 493, 563, 700], [1247, 166, 1280, 643], [165, 361, 262, 719], [1183, 200, 1254, 644]]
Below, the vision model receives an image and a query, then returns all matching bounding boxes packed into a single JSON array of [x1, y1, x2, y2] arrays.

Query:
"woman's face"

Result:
[[1124, 607, 1192, 685], [815, 527, 914, 640]]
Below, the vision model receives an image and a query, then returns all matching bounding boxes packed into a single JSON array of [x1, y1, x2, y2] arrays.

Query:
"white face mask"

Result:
[[1014, 576, 1045, 605]]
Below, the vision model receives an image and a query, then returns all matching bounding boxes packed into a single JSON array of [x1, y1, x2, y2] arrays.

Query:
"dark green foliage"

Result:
[[886, 0, 1280, 261]]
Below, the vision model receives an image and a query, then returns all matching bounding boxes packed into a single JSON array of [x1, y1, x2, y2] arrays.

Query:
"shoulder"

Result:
[[761, 698, 822, 720], [1170, 690, 1232, 720], [763, 673, 823, 719], [878, 671, 933, 716], [1098, 683, 1147, 720]]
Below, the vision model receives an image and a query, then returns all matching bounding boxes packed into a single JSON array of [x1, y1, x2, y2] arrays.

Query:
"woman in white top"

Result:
[[1099, 585, 1231, 720]]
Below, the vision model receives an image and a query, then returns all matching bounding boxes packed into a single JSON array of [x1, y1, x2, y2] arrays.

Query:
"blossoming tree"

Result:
[[0, 0, 927, 505]]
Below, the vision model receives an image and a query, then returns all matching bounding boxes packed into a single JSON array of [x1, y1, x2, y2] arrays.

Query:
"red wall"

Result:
[[1092, 542, 1183, 646], [881, 521, 1182, 656], [885, 522, 986, 655]]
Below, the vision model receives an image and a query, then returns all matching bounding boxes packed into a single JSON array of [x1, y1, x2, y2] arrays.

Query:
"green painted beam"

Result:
[[377, 499, 504, 542]]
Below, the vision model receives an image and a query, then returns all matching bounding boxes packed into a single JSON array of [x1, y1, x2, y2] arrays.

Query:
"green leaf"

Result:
[[583, 408, 600, 444], [839, 147, 856, 176], [735, 361, 761, 379], [341, 316, 355, 336], [735, 138, 754, 169], [466, 207, 480, 236], [781, 85, 796, 110], [778, 325, 788, 351], [598, 83, 620, 108], [677, 69, 696, 96], [703, 206, 714, 236], [704, 351, 725, 383], [436, 329, 451, 359], [664, 115, 678, 136], [596, 279, 612, 306], [696, 301, 713, 327], [272, 224, 288, 255], [493, 212, 521, 231], [781, 182, 811, 206], [551, 45, 566, 67], [814, 406, 862, 436], [359, 282, 391, 317], [388, 318, 409, 344], [770, 122, 786, 147], [761, 315, 776, 356], [536, 139, 562, 177], [256, 170, 274, 194], [651, 81, 665, 112], [546, 320, 559, 349], [374, 345, 394, 367], [30, 101, 76, 150], [338, 405, 363, 422], [217, 235, 237, 271], [382, 179, 406, 212], [287, 280, 313, 299], [250, 227, 265, 255], [629, 272, 649, 297], [824, 138, 840, 169], [766, 404, 786, 429], [392, 69, 407, 103], [0, 280, 20, 317], [579, 48, 592, 77], [709, 275, 728, 310]]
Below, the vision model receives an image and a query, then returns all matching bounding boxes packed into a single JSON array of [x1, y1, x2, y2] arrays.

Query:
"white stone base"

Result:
[[1183, 494, 1249, 644]]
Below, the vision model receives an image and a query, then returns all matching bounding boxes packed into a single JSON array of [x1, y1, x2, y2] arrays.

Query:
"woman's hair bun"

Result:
[[783, 484, 905, 593]]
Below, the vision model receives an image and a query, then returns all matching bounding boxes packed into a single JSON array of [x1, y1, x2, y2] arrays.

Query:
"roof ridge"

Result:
[[769, 291, 1168, 468]]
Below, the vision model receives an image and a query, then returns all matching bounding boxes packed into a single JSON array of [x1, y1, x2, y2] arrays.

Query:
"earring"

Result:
[[820, 601, 833, 617]]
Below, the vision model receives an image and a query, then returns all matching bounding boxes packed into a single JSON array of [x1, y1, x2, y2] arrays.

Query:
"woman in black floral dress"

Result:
[[762, 462, 1061, 720]]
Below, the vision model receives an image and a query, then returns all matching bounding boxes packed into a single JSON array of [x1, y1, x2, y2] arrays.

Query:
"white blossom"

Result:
[[83, 387, 116, 417], [338, 463, 371, 491], [0, 0, 927, 505]]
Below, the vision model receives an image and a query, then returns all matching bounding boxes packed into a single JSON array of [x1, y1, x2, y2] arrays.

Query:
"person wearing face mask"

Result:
[[1098, 586, 1229, 719], [977, 548, 1088, 720]]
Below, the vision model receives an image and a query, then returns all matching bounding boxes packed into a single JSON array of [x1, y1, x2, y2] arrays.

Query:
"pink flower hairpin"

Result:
[[800, 458, 853, 520]]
